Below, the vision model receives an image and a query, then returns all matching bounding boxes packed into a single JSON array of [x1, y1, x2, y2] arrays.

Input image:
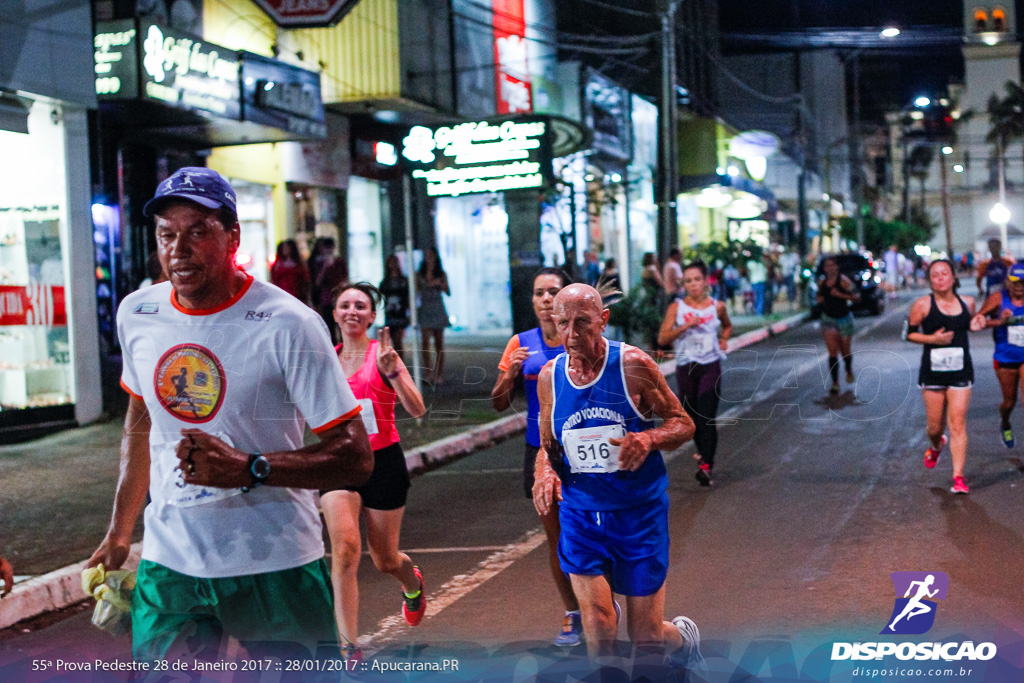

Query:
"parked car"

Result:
[[807, 254, 885, 318]]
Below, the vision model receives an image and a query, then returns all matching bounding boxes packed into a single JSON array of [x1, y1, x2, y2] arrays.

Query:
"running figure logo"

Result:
[[154, 344, 226, 423], [881, 571, 949, 635]]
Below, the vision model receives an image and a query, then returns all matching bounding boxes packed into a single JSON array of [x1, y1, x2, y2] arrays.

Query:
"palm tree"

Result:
[[986, 81, 1024, 193]]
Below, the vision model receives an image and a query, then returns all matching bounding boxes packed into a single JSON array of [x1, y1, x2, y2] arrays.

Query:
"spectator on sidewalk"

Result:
[[87, 167, 373, 663], [270, 239, 310, 304], [663, 248, 683, 301], [379, 254, 410, 359], [583, 251, 601, 286], [418, 247, 451, 385], [723, 262, 740, 312], [780, 250, 800, 304], [747, 255, 768, 315], [883, 245, 902, 296]]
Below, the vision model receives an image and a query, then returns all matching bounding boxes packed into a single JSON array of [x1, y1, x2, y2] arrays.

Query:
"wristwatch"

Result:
[[242, 453, 270, 493]]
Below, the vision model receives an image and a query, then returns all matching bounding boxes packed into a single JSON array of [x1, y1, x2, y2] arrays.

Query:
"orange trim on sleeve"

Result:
[[120, 379, 142, 400], [171, 273, 254, 316], [311, 404, 362, 434], [497, 334, 521, 372]]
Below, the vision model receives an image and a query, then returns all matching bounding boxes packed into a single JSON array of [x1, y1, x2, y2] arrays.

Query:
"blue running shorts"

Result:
[[557, 492, 670, 597]]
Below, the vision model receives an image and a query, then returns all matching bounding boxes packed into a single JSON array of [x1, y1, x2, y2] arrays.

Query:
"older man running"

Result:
[[532, 283, 703, 667]]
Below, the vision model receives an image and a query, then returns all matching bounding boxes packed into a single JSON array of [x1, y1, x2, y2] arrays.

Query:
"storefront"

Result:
[[1, 0, 101, 440], [401, 115, 585, 333], [92, 18, 327, 353]]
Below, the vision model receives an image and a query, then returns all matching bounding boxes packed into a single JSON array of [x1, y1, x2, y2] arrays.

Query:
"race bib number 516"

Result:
[[562, 424, 625, 473]]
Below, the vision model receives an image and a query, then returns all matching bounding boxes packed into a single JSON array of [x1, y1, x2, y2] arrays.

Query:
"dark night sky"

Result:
[[719, 0, 1024, 122], [559, 1, 1023, 125]]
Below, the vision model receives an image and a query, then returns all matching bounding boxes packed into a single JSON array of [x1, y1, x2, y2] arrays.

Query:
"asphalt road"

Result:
[[3, 290, 1023, 683]]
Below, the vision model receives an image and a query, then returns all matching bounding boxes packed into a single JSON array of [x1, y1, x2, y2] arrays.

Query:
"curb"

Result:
[[403, 413, 526, 475], [0, 312, 806, 633], [0, 545, 142, 631]]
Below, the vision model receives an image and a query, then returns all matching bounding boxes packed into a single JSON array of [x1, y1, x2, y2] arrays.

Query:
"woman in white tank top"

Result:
[[658, 261, 732, 486]]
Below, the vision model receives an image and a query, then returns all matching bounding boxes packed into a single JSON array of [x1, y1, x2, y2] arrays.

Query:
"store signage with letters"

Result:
[[93, 20, 241, 120], [139, 21, 241, 119], [250, 0, 360, 28], [0, 286, 66, 327], [242, 52, 326, 138], [493, 0, 532, 114], [401, 118, 551, 197], [94, 20, 140, 99]]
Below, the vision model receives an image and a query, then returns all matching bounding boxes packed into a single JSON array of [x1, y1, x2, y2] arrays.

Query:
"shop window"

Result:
[[975, 9, 989, 32], [993, 8, 1007, 32]]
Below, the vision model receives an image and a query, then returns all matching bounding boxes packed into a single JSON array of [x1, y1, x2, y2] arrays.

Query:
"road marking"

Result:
[[361, 304, 908, 650], [360, 528, 547, 650], [424, 468, 522, 476], [363, 545, 510, 555]]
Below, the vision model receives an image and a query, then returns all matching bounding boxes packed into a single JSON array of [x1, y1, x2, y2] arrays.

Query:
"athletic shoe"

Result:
[[846, 370, 855, 384], [554, 612, 583, 647], [950, 476, 969, 494], [342, 642, 363, 668], [1002, 428, 1015, 449], [402, 567, 426, 626], [829, 382, 840, 395], [695, 462, 712, 487], [924, 435, 947, 469], [669, 616, 706, 669]]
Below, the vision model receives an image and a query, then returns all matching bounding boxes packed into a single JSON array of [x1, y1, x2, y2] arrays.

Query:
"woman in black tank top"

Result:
[[816, 257, 857, 395], [904, 259, 978, 495]]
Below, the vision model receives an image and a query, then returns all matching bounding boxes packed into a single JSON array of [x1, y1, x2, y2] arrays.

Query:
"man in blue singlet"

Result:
[[976, 238, 1014, 300], [532, 284, 703, 667]]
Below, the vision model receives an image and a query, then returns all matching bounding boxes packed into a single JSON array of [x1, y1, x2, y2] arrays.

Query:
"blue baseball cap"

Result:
[[143, 167, 237, 218], [1009, 263, 1024, 281]]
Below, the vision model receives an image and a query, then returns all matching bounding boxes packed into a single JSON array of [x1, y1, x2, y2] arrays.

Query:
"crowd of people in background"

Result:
[[266, 237, 452, 384]]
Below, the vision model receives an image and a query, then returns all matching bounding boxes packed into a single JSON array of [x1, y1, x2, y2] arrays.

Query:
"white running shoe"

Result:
[[670, 616, 706, 670]]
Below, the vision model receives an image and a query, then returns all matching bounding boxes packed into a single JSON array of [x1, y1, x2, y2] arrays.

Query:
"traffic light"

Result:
[[905, 100, 954, 142]]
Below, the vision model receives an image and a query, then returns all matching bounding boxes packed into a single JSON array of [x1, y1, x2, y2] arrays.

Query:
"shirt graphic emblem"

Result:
[[154, 344, 226, 423]]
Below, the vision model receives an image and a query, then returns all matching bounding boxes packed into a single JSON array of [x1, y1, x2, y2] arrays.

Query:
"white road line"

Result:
[[362, 545, 510, 555], [424, 468, 522, 476], [360, 306, 906, 650], [359, 528, 547, 650]]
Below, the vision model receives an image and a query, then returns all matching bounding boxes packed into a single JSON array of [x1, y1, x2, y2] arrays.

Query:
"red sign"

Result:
[[493, 0, 533, 114], [250, 0, 359, 28], [0, 285, 67, 327]]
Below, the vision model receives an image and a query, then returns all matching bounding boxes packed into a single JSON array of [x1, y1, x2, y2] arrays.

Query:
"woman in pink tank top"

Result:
[[321, 283, 426, 663]]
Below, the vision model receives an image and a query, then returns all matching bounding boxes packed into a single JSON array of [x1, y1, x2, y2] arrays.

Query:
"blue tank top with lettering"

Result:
[[518, 327, 565, 448], [551, 339, 667, 511], [994, 290, 1024, 363]]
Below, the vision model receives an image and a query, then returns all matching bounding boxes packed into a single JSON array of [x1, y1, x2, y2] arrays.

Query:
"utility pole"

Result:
[[851, 54, 865, 250], [939, 148, 954, 256], [658, 0, 680, 260]]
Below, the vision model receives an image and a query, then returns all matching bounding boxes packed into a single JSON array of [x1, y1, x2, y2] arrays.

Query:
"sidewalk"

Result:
[[0, 309, 807, 629]]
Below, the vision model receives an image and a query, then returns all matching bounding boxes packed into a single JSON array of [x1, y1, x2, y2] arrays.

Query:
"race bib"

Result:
[[562, 423, 625, 474], [930, 347, 964, 372], [358, 398, 379, 435], [164, 434, 245, 508], [1008, 325, 1024, 347], [681, 334, 715, 358]]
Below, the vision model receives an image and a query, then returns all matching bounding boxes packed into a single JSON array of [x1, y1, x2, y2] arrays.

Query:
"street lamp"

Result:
[[915, 96, 931, 108], [991, 202, 1011, 248], [880, 27, 901, 38]]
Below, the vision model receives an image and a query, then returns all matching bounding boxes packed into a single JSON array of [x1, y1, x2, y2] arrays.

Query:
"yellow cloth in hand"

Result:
[[81, 564, 136, 636]]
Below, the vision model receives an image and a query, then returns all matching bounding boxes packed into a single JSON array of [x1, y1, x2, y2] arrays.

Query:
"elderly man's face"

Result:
[[155, 202, 239, 306], [553, 287, 607, 357]]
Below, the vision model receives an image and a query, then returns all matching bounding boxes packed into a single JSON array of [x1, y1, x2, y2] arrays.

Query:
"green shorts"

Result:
[[131, 558, 337, 662], [821, 313, 855, 338]]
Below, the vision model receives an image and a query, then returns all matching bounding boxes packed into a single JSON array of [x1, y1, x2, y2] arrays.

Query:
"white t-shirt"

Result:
[[117, 276, 360, 579]]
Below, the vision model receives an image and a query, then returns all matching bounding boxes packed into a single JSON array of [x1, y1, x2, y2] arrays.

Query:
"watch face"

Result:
[[252, 456, 271, 479]]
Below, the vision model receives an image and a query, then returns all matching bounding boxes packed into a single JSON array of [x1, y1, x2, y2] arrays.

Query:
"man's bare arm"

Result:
[[178, 417, 374, 491], [620, 347, 695, 459], [87, 396, 152, 570]]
